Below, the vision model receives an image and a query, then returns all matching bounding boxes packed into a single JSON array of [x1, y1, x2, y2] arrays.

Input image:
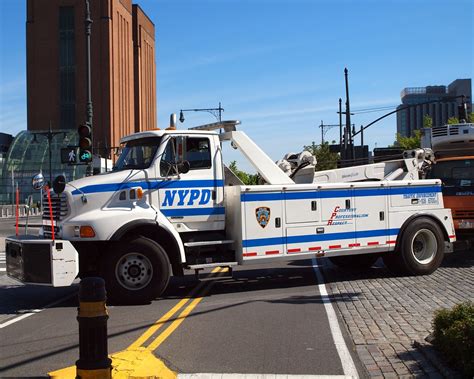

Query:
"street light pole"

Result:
[[84, 0, 93, 176], [179, 103, 224, 123]]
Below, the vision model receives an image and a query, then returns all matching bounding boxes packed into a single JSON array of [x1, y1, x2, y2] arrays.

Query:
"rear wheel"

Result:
[[102, 236, 171, 304], [383, 218, 444, 275], [329, 253, 379, 269]]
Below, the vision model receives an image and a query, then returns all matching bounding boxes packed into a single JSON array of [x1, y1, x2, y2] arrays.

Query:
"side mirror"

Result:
[[178, 160, 190, 174], [32, 173, 45, 190], [53, 175, 66, 194]]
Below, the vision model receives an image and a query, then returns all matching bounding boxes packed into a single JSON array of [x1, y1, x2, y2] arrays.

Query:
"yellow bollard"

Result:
[[76, 277, 112, 379]]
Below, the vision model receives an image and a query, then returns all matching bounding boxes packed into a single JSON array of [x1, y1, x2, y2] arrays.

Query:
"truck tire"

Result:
[[102, 236, 171, 304], [383, 217, 444, 275], [329, 254, 379, 269]]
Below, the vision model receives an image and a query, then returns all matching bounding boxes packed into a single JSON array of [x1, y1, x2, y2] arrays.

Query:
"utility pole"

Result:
[[344, 68, 352, 162], [338, 98, 342, 154], [318, 121, 340, 144], [84, 0, 93, 176]]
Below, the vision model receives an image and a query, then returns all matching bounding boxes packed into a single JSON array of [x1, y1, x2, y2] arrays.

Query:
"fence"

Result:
[[0, 204, 42, 218]]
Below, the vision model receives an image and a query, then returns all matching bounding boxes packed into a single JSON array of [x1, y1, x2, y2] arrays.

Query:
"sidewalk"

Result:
[[322, 252, 473, 378]]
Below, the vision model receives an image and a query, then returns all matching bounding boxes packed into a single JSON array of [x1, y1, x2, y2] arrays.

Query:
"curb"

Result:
[[412, 340, 462, 379]]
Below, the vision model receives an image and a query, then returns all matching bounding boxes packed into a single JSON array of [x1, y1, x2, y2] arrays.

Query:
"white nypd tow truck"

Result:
[[6, 118, 456, 303]]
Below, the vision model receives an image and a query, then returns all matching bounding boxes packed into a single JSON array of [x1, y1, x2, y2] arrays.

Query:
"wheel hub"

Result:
[[411, 229, 437, 265], [116, 253, 153, 291]]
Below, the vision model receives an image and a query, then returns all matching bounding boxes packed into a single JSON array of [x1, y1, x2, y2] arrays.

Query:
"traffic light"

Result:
[[78, 123, 92, 163]]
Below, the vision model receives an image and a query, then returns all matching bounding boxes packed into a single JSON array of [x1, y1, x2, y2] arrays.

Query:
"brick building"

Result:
[[26, 0, 157, 149]]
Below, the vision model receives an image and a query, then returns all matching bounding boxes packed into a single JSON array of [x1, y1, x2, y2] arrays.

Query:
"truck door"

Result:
[[353, 186, 389, 250], [284, 189, 322, 254], [242, 190, 284, 258], [319, 188, 356, 251], [158, 134, 225, 231]]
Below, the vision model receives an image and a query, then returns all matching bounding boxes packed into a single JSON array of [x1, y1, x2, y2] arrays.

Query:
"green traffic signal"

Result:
[[79, 150, 92, 163]]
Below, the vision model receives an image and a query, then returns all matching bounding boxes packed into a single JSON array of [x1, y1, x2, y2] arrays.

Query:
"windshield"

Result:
[[113, 137, 161, 171], [427, 159, 474, 187]]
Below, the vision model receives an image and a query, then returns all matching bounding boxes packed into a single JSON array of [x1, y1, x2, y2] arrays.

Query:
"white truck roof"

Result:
[[120, 128, 218, 144], [119, 120, 243, 144]]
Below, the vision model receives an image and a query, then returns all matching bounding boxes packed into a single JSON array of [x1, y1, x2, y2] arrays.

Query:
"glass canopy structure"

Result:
[[0, 130, 87, 205]]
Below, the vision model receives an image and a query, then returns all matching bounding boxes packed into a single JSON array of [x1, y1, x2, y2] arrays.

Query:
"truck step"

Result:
[[187, 262, 238, 270], [184, 239, 234, 248]]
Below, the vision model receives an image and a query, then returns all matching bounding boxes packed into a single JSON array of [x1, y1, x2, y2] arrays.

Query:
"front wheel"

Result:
[[102, 236, 171, 304], [384, 218, 444, 275]]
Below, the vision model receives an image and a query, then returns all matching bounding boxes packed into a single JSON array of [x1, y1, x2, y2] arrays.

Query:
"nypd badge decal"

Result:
[[255, 206, 271, 228]]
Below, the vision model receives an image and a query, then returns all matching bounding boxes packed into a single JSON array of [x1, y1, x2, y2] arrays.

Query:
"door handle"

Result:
[[275, 217, 281, 228], [345, 199, 351, 209], [311, 201, 317, 211]]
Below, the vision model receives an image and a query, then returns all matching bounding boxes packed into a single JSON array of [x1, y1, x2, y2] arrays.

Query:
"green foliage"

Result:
[[303, 141, 338, 171], [395, 129, 421, 150], [447, 117, 460, 125], [423, 114, 433, 128], [432, 302, 474, 376], [228, 161, 259, 185], [470, 112, 474, 122]]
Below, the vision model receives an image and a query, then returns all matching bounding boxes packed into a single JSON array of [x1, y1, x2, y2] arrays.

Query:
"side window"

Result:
[[184, 137, 211, 170], [160, 136, 212, 176]]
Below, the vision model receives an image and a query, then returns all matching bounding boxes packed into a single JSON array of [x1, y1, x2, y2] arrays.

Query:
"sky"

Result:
[[0, 0, 472, 172]]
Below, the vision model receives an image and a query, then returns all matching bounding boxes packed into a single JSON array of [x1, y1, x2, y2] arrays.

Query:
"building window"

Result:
[[59, 7, 75, 129]]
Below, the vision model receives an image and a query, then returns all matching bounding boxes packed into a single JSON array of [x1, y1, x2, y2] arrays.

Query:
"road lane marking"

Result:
[[0, 268, 5, 272], [146, 272, 218, 351], [312, 258, 359, 378], [127, 279, 207, 349], [179, 375, 353, 379], [0, 291, 77, 329], [49, 267, 226, 378], [127, 266, 223, 350]]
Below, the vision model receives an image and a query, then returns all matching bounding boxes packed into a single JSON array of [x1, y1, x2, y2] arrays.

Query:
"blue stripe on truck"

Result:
[[240, 186, 441, 202], [161, 207, 225, 217], [71, 179, 224, 195], [242, 228, 401, 248]]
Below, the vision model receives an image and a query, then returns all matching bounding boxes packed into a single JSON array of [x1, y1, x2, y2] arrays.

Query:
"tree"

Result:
[[228, 161, 259, 185], [395, 129, 421, 150], [423, 114, 433, 128], [303, 141, 339, 171], [447, 117, 459, 125]]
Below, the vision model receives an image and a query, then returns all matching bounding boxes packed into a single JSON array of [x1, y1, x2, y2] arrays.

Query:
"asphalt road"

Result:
[[0, 217, 362, 378]]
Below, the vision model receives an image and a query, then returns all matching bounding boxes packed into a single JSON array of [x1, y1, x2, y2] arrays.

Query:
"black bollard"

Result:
[[76, 277, 112, 379]]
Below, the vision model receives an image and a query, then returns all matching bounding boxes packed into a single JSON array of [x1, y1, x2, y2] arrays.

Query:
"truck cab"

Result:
[[424, 122, 474, 242]]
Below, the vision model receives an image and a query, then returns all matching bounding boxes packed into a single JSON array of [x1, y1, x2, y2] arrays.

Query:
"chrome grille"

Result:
[[42, 192, 68, 221], [43, 225, 61, 238]]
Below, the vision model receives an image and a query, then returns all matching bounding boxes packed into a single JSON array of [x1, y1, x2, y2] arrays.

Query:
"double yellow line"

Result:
[[49, 267, 227, 378], [128, 266, 226, 352]]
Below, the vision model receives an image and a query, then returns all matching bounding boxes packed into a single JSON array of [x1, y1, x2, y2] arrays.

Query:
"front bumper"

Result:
[[5, 236, 79, 287]]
